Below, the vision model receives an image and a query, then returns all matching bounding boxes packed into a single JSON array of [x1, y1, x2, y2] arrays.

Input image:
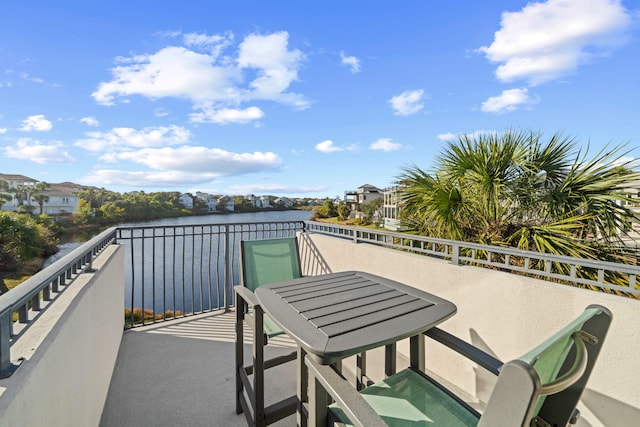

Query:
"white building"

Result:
[[257, 195, 271, 209], [0, 174, 81, 215], [178, 194, 194, 209], [39, 183, 82, 215], [195, 192, 217, 212], [344, 184, 383, 219], [274, 197, 294, 208], [216, 197, 235, 212], [382, 186, 407, 231]]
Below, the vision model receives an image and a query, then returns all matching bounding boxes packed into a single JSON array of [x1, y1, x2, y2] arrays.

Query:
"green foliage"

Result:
[[361, 198, 383, 224], [31, 182, 50, 214], [0, 211, 58, 262], [74, 199, 94, 224], [337, 203, 350, 221], [316, 199, 338, 218], [0, 179, 11, 205], [398, 130, 640, 261]]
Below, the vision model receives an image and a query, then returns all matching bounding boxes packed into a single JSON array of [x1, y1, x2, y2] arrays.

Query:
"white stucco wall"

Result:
[[0, 244, 124, 426], [298, 232, 640, 427]]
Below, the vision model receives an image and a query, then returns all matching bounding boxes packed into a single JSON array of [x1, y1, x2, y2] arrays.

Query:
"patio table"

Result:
[[254, 270, 457, 425]]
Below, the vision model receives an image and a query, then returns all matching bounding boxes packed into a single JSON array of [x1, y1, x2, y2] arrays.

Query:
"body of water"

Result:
[[45, 210, 312, 315], [44, 210, 312, 268]]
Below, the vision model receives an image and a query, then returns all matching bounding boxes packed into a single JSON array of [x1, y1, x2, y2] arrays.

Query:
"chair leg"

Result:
[[236, 297, 245, 415], [309, 363, 330, 427], [297, 346, 308, 427], [254, 305, 266, 427]]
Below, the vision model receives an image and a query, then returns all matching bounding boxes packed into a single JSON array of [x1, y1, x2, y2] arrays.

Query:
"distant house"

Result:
[[274, 197, 294, 209], [244, 194, 257, 207], [344, 184, 383, 219], [179, 193, 194, 209], [257, 195, 271, 209], [216, 197, 235, 212], [382, 186, 408, 231], [40, 183, 82, 215], [0, 174, 81, 214], [243, 194, 271, 209], [0, 173, 38, 189], [195, 192, 217, 212]]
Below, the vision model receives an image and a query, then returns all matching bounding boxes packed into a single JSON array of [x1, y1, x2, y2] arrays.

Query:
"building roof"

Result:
[[0, 173, 38, 183]]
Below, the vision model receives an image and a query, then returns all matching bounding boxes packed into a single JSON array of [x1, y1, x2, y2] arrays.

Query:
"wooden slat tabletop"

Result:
[[255, 271, 457, 364]]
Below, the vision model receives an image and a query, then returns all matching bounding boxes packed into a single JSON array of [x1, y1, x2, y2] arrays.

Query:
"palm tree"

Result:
[[0, 179, 12, 206], [31, 182, 50, 215], [397, 130, 640, 261], [9, 184, 29, 209]]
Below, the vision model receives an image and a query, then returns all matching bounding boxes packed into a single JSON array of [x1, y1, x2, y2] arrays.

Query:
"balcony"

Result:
[[0, 220, 638, 426]]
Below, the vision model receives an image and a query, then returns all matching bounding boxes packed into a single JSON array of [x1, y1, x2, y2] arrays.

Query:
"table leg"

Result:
[[410, 334, 425, 371], [297, 346, 308, 427], [385, 343, 397, 377]]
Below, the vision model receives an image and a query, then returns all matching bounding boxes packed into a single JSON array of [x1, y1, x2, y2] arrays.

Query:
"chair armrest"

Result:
[[234, 285, 259, 307], [425, 327, 503, 376], [305, 355, 387, 427]]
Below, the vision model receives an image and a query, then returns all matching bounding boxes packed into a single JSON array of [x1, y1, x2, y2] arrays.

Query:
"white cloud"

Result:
[[4, 138, 75, 163], [75, 125, 191, 152], [315, 140, 357, 153], [437, 132, 457, 142], [481, 88, 531, 113], [370, 138, 402, 152], [93, 31, 309, 118], [389, 89, 425, 116], [340, 51, 361, 73], [315, 140, 342, 153], [437, 130, 500, 141], [82, 169, 217, 187], [0, 128, 7, 134], [106, 146, 282, 176], [237, 32, 307, 104], [183, 32, 231, 50], [19, 114, 53, 132], [190, 106, 264, 124], [229, 183, 329, 194], [478, 0, 632, 85], [80, 116, 100, 127], [154, 108, 170, 117]]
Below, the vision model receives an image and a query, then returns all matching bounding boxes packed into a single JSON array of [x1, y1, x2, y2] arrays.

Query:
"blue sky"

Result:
[[1, 1, 639, 198]]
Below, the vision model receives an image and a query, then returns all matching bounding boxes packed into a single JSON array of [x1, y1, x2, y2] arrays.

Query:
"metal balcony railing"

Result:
[[1, 218, 638, 377], [115, 220, 304, 327], [304, 221, 640, 296], [0, 227, 117, 377]]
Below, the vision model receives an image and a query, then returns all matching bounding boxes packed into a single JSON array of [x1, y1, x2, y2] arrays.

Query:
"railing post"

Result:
[[452, 243, 460, 265], [224, 225, 231, 312], [0, 312, 12, 376]]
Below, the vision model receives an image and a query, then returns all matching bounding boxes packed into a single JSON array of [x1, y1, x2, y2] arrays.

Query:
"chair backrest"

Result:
[[479, 305, 612, 427], [240, 237, 302, 292]]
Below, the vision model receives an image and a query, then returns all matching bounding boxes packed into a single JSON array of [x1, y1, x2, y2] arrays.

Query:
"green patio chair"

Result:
[[235, 237, 302, 427], [306, 304, 612, 427]]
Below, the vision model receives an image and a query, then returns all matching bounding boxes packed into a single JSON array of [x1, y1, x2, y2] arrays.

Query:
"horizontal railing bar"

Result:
[[303, 221, 640, 295], [0, 227, 117, 318], [0, 227, 118, 376]]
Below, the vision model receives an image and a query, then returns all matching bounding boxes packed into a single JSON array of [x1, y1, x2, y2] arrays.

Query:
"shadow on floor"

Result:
[[100, 310, 297, 427]]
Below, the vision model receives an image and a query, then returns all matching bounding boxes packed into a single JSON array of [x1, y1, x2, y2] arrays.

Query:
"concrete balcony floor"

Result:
[[100, 310, 298, 427]]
